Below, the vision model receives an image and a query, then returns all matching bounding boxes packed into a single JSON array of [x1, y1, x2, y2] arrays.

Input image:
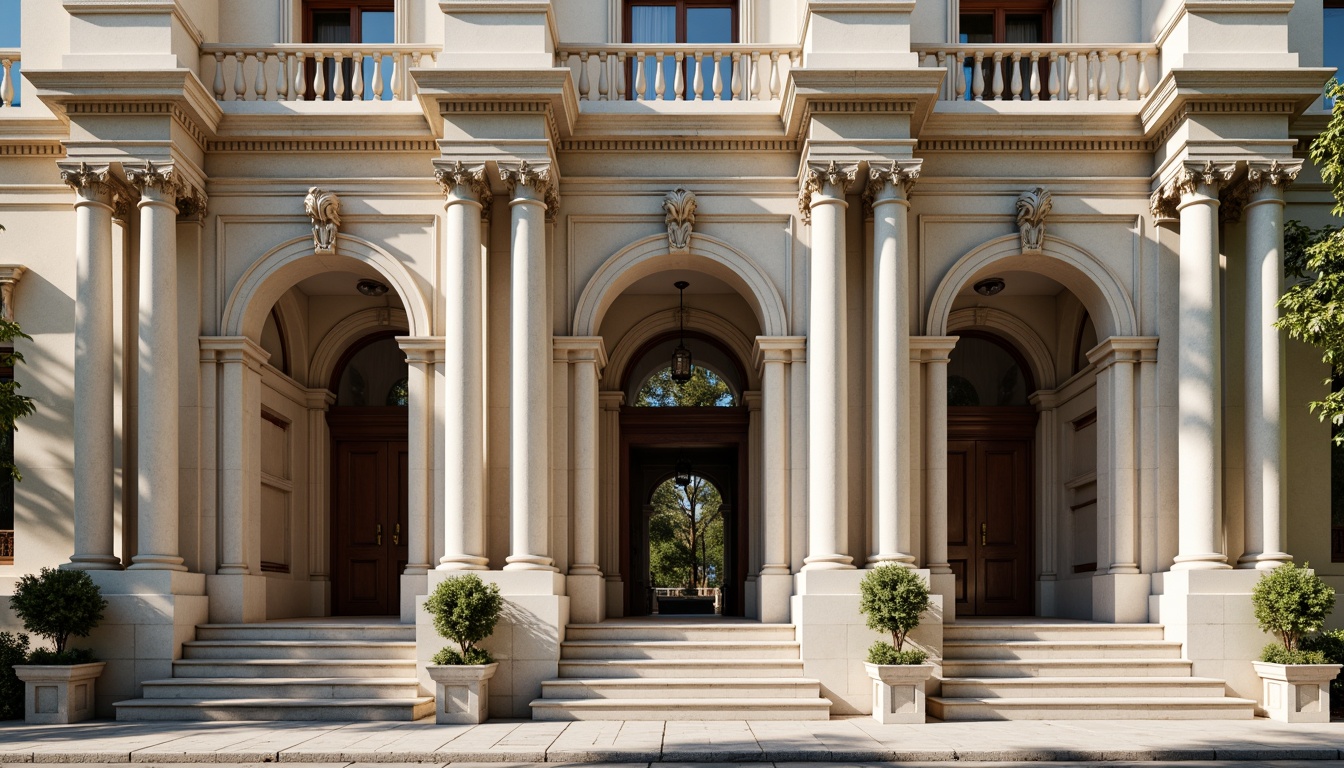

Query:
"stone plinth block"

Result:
[[1252, 661, 1343, 723], [427, 662, 498, 724], [864, 662, 934, 724], [15, 663, 105, 724]]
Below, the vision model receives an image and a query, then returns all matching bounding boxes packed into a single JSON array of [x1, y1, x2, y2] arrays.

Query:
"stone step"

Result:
[[181, 640, 416, 660], [195, 623, 415, 642], [115, 696, 435, 722], [559, 640, 800, 660], [540, 677, 820, 699], [943, 623, 1166, 642], [139, 677, 421, 700], [557, 658, 806, 679], [940, 658, 1194, 678], [172, 658, 418, 678], [940, 676, 1227, 699], [564, 622, 797, 642], [927, 696, 1256, 721], [942, 639, 1183, 660], [529, 697, 832, 721]]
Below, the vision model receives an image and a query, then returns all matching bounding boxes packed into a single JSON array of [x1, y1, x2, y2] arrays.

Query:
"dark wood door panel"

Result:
[[330, 411, 408, 617], [946, 430, 1035, 617]]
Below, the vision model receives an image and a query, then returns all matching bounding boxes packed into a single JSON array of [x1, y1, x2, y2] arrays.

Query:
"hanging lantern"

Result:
[[675, 460, 692, 488], [671, 280, 693, 384]]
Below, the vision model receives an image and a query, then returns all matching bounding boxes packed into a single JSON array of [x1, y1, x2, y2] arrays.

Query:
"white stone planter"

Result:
[[1252, 661, 1342, 723], [13, 662, 105, 724], [427, 662, 498, 724], [864, 662, 935, 724]]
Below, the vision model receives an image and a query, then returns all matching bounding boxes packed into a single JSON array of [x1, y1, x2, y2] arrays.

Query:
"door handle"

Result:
[[393, 523, 400, 546], [376, 523, 382, 546], [981, 522, 987, 546]]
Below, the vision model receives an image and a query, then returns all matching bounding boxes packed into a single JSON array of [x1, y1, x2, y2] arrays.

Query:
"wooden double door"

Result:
[[329, 409, 408, 616], [947, 408, 1036, 616]]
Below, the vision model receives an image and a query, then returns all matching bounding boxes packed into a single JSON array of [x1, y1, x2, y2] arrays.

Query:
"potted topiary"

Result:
[[9, 567, 107, 724], [859, 564, 935, 724], [424, 573, 503, 724], [1250, 562, 1341, 723]]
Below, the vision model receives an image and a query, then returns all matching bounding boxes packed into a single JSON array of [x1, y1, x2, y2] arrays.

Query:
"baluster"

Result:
[[1137, 51, 1150, 99], [674, 52, 685, 101], [1087, 52, 1098, 100], [616, 52, 627, 100], [956, 51, 967, 100], [991, 52, 1004, 99], [578, 52, 591, 100], [233, 51, 247, 100], [1118, 51, 1130, 101], [254, 51, 269, 101], [277, 53, 290, 101], [1066, 51, 1078, 100], [935, 51, 948, 100], [925, 51, 937, 70], [213, 52, 226, 100], [314, 52, 327, 100], [0, 59, 11, 107], [1010, 52, 1022, 100], [731, 53, 742, 100], [1047, 52, 1060, 101], [372, 53, 385, 100], [712, 52, 723, 100], [654, 52, 666, 100], [331, 52, 345, 100], [1097, 50, 1109, 100], [750, 51, 762, 101], [1029, 52, 1041, 101], [972, 51, 985, 100], [295, 51, 307, 100], [598, 52, 609, 101], [693, 52, 705, 100], [352, 52, 365, 100], [634, 52, 647, 100], [769, 51, 780, 100], [391, 53, 403, 100]]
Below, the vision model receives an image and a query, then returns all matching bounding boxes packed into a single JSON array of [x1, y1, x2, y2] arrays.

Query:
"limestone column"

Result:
[[911, 337, 958, 576], [799, 160, 858, 571], [559, 338, 605, 621], [59, 163, 122, 570], [399, 337, 440, 576], [599, 391, 624, 614], [434, 161, 490, 570], [206, 337, 268, 576], [865, 160, 921, 568], [1167, 160, 1236, 570], [125, 162, 186, 571], [754, 337, 803, 621], [1030, 389, 1059, 614], [501, 161, 557, 571], [1240, 160, 1301, 569], [1087, 339, 1145, 574]]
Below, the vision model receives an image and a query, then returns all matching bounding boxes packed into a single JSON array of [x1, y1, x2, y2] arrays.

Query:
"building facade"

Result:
[[0, 0, 1342, 721]]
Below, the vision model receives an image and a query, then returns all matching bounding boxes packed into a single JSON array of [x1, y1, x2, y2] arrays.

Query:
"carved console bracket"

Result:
[[663, 187, 697, 253], [1016, 187, 1052, 253], [305, 187, 341, 254]]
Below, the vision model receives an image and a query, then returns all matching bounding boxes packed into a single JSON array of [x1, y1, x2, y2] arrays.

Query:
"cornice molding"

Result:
[[559, 139, 798, 153], [67, 100, 209, 151], [0, 142, 65, 157], [206, 139, 438, 153], [918, 138, 1152, 153]]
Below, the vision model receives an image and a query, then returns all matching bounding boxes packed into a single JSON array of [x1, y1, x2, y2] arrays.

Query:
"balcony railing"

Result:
[[200, 44, 439, 103], [1, 52, 19, 108], [557, 45, 798, 102], [915, 44, 1158, 102]]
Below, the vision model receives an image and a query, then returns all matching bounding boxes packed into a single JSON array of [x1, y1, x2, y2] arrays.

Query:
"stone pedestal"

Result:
[[1252, 662, 1342, 723], [205, 573, 266, 624], [14, 663, 105, 724], [1151, 569, 1270, 700], [427, 663, 498, 724], [864, 662, 934, 724], [1092, 572, 1150, 623]]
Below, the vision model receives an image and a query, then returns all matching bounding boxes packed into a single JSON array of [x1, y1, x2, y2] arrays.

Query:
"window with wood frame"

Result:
[[302, 1, 395, 100], [959, 0, 1053, 101], [1327, 1, 1344, 109], [625, 0, 738, 100]]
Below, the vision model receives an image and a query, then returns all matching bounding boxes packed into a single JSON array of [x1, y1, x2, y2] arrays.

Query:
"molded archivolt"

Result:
[[947, 307, 1056, 391], [222, 234, 431, 341], [572, 233, 789, 339], [309, 308, 411, 390], [926, 234, 1138, 341], [603, 307, 760, 392]]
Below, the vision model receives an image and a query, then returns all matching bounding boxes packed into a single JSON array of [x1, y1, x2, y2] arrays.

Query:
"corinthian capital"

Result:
[[863, 160, 922, 209], [1246, 159, 1303, 195], [499, 160, 559, 218], [58, 162, 113, 197], [434, 160, 493, 206], [798, 159, 859, 224], [124, 161, 182, 198]]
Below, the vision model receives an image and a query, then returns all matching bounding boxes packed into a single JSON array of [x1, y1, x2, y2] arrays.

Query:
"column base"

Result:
[[62, 556, 123, 571], [127, 554, 187, 572], [1171, 553, 1232, 570], [437, 555, 489, 571], [504, 554, 557, 571], [757, 571, 793, 624], [1152, 569, 1269, 700], [1092, 572, 1150, 623], [1236, 552, 1293, 570], [865, 554, 916, 568], [205, 573, 267, 623], [568, 572, 605, 624], [801, 554, 855, 570]]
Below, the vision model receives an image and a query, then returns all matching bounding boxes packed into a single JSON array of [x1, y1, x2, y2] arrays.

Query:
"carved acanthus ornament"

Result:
[[304, 187, 341, 255], [176, 189, 209, 223], [1246, 159, 1303, 195], [58, 162, 113, 198], [798, 160, 858, 224], [1016, 187, 1052, 253], [434, 161, 493, 207], [862, 160, 921, 217], [125, 161, 183, 198], [1149, 159, 1238, 221], [663, 187, 697, 252], [499, 160, 560, 218]]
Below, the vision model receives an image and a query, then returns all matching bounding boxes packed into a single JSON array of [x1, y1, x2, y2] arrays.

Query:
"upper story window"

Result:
[[958, 0, 1052, 101], [0, 0, 20, 108], [303, 0, 395, 100], [625, 0, 738, 100], [1327, 1, 1344, 109]]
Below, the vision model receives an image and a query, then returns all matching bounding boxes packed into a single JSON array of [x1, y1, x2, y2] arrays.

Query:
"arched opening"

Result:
[[646, 471, 727, 615]]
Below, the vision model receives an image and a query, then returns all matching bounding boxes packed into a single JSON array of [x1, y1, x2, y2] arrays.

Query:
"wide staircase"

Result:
[[529, 619, 832, 720], [114, 620, 434, 721], [928, 620, 1256, 720]]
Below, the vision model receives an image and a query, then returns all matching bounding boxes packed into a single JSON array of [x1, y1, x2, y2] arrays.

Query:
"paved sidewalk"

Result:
[[0, 718, 1342, 764]]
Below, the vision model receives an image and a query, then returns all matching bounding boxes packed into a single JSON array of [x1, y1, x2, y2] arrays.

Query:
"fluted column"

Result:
[[1240, 160, 1301, 569], [501, 161, 557, 571], [434, 161, 490, 570], [865, 160, 921, 568], [399, 337, 441, 576], [60, 163, 122, 570], [912, 337, 958, 575], [125, 162, 188, 571], [799, 160, 858, 570]]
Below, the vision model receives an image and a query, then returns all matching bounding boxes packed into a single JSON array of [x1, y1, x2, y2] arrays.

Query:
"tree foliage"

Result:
[[649, 475, 724, 591], [9, 567, 106, 658], [0, 631, 28, 719], [859, 565, 931, 662], [635, 366, 733, 407], [425, 574, 502, 665], [1252, 562, 1336, 655]]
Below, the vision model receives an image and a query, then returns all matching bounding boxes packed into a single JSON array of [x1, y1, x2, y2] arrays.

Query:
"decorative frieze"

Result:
[[304, 188, 341, 255], [663, 187, 697, 252], [1016, 187, 1052, 253], [798, 160, 858, 224]]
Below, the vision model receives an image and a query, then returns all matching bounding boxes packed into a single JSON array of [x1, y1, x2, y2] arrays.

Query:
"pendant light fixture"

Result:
[[671, 280, 693, 383], [675, 459, 693, 488]]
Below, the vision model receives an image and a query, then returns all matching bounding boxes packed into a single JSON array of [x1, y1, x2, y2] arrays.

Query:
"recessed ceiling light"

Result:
[[974, 277, 1006, 297], [356, 279, 389, 297]]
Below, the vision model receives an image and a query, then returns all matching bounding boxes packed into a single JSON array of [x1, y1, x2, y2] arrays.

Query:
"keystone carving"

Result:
[[663, 187, 697, 252], [1016, 187, 1052, 253], [305, 187, 341, 255]]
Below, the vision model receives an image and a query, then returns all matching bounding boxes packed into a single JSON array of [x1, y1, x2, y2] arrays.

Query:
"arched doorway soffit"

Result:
[[573, 233, 789, 338], [309, 307, 411, 391], [269, 290, 309, 379], [603, 307, 760, 392], [222, 234, 430, 341], [947, 307, 1056, 392], [926, 234, 1137, 340]]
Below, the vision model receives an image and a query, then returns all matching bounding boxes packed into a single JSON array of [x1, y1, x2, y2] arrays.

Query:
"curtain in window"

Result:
[[632, 6, 676, 100]]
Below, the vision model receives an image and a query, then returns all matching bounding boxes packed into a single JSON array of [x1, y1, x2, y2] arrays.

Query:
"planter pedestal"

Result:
[[13, 663, 105, 724], [427, 662, 498, 724], [1252, 661, 1342, 723], [864, 662, 935, 724]]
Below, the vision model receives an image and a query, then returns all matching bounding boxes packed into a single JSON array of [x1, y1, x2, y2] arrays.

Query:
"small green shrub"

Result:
[[9, 567, 107, 658], [0, 632, 29, 720], [1302, 628, 1344, 699], [1260, 643, 1329, 665], [1251, 562, 1336, 653], [26, 648, 96, 666], [867, 641, 927, 666], [425, 574, 502, 666], [859, 565, 932, 654]]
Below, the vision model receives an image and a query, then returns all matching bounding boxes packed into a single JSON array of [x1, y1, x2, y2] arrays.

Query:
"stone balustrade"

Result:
[[557, 45, 798, 102], [200, 45, 439, 103], [1, 52, 19, 108], [915, 44, 1159, 102]]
